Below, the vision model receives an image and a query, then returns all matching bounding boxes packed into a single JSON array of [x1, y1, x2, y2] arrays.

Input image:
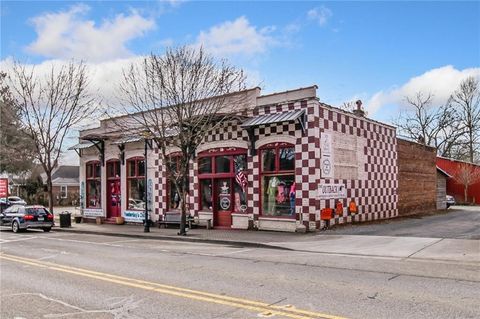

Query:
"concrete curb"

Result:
[[52, 227, 293, 251]]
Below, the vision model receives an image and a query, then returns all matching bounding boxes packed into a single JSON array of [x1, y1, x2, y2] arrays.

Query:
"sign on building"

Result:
[[321, 132, 334, 178], [318, 183, 347, 199], [0, 178, 8, 198], [83, 208, 104, 217], [123, 210, 145, 223]]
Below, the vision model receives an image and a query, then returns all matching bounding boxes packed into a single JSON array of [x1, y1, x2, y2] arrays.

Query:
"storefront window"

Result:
[[215, 156, 231, 173], [261, 144, 296, 217], [127, 157, 145, 210], [167, 156, 181, 211], [198, 157, 212, 174], [200, 179, 213, 211], [233, 155, 247, 212], [86, 161, 101, 208], [262, 149, 276, 172]]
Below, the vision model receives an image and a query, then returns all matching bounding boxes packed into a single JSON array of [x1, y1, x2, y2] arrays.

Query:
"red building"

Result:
[[436, 157, 480, 204]]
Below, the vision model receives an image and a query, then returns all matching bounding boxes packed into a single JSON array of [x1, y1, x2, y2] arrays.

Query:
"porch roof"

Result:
[[240, 109, 306, 129]]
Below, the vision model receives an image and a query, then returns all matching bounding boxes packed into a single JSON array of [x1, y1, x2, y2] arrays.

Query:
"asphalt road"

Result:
[[1, 230, 479, 319], [322, 206, 480, 239]]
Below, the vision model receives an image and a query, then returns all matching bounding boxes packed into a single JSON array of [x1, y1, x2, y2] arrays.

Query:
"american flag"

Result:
[[235, 170, 247, 193]]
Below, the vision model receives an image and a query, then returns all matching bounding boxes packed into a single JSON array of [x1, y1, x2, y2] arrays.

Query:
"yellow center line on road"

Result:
[[0, 253, 348, 319]]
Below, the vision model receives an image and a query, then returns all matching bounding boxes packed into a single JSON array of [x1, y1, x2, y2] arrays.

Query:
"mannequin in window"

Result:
[[289, 183, 296, 215], [267, 176, 280, 215]]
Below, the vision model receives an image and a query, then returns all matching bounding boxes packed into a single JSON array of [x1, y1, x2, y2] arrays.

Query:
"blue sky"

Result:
[[1, 1, 479, 124]]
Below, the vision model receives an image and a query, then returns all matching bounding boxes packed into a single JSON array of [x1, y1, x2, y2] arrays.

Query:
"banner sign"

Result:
[[321, 132, 334, 178], [318, 183, 347, 199], [147, 179, 153, 212], [83, 208, 104, 217], [123, 210, 145, 223], [0, 178, 8, 198]]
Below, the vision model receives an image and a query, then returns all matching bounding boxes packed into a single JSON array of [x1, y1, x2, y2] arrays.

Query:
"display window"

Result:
[[166, 155, 181, 211], [260, 143, 296, 217], [86, 161, 101, 208], [126, 157, 145, 210]]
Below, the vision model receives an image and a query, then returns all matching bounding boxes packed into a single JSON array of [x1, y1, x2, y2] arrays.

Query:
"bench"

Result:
[[158, 213, 195, 229], [158, 213, 212, 229]]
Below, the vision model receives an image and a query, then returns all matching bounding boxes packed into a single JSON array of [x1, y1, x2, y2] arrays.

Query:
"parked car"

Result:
[[446, 195, 456, 208], [0, 205, 54, 233], [7, 196, 27, 206]]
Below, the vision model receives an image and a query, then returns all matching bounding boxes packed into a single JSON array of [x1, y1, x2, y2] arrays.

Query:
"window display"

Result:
[[127, 158, 145, 210], [86, 161, 101, 208], [260, 144, 296, 217]]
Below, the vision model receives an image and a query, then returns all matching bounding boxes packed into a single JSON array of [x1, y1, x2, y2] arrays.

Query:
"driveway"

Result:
[[323, 205, 480, 239]]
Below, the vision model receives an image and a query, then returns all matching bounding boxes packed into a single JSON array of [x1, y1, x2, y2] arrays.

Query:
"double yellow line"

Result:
[[0, 253, 348, 319]]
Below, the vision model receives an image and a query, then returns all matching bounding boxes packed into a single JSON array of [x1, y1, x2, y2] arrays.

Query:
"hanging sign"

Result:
[[321, 132, 334, 178], [318, 183, 346, 199]]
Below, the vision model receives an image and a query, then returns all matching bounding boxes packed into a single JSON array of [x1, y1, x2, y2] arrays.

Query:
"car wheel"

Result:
[[43, 227, 51, 232], [12, 221, 20, 233]]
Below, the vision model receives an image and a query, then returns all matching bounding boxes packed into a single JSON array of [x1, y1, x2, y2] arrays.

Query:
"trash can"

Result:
[[59, 211, 71, 228]]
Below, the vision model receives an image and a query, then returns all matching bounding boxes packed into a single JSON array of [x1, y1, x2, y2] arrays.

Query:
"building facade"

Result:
[[73, 86, 398, 232]]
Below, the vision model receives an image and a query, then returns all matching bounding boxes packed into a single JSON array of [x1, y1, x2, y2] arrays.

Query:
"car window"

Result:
[[25, 208, 48, 215], [5, 206, 19, 213], [18, 207, 25, 214]]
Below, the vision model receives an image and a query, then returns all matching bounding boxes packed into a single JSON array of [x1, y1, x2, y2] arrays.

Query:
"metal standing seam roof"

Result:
[[111, 136, 142, 145], [240, 109, 305, 128], [68, 141, 95, 150]]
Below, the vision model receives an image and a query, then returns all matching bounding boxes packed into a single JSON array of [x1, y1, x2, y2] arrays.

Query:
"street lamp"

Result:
[[142, 132, 153, 233]]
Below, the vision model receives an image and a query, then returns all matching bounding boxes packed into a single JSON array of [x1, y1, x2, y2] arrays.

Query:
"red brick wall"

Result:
[[397, 139, 437, 215]]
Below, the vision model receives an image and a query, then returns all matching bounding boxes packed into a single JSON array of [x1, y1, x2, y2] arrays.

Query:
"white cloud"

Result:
[[366, 65, 480, 116], [26, 4, 155, 62], [195, 16, 277, 57], [307, 6, 333, 26]]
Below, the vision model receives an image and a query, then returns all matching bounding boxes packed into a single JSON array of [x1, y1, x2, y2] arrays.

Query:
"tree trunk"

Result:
[[178, 169, 189, 236], [464, 185, 468, 203], [46, 173, 54, 213]]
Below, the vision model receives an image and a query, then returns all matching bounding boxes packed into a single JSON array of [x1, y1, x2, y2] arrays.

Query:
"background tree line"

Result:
[[394, 76, 480, 164]]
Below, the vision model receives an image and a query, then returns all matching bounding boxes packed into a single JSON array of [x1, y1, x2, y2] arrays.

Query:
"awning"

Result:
[[111, 136, 142, 145], [240, 109, 306, 131], [68, 141, 94, 150]]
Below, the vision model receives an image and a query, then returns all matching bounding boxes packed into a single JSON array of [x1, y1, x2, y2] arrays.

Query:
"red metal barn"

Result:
[[436, 157, 480, 204]]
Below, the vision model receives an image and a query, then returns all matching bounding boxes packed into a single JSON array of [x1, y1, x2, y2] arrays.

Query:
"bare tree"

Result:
[[7, 61, 95, 213], [450, 76, 480, 163], [453, 162, 480, 203], [116, 46, 247, 235], [394, 92, 464, 156]]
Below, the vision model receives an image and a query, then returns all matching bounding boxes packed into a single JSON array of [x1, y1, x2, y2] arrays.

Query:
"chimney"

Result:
[[352, 100, 365, 117]]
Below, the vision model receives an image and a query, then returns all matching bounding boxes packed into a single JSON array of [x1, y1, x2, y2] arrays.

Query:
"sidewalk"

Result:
[[52, 221, 480, 263]]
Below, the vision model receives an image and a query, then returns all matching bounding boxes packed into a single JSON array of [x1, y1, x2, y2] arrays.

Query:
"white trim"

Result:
[[255, 135, 297, 149], [197, 140, 248, 154]]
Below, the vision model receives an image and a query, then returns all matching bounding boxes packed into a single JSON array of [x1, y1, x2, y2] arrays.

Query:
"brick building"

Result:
[[72, 86, 398, 232]]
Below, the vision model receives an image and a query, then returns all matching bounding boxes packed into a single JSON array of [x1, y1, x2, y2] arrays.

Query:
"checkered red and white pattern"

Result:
[[153, 99, 398, 231]]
